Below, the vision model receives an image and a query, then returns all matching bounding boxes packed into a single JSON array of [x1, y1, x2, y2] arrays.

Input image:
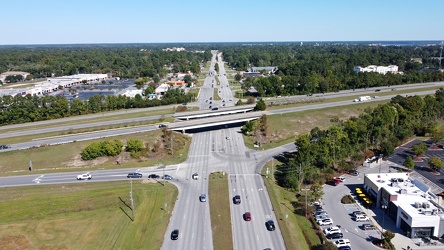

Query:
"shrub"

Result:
[[341, 194, 356, 204]]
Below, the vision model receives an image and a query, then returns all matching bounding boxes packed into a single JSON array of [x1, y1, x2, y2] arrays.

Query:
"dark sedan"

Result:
[[326, 232, 343, 239], [171, 229, 179, 240], [127, 172, 142, 178]]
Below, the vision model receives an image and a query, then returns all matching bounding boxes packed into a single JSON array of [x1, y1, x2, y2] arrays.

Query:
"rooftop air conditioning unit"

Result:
[[422, 202, 430, 209], [415, 202, 422, 208], [400, 189, 407, 194]]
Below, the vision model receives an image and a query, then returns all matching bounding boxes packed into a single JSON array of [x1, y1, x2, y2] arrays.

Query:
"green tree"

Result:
[[282, 170, 299, 191], [428, 156, 444, 171], [234, 73, 242, 82], [431, 125, 444, 144], [183, 74, 192, 83], [126, 139, 143, 152], [241, 120, 255, 135], [254, 99, 266, 111], [411, 142, 428, 156], [404, 156, 415, 169], [310, 183, 324, 202]]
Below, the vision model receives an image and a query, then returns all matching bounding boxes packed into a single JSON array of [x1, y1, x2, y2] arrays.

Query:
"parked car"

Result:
[[318, 218, 333, 226], [158, 124, 167, 128], [199, 194, 206, 202], [77, 173, 92, 180], [324, 226, 341, 235], [314, 211, 328, 217], [171, 229, 179, 240], [265, 220, 275, 231], [233, 195, 241, 204], [326, 232, 343, 239], [127, 172, 142, 178], [336, 176, 345, 182], [315, 215, 329, 221], [352, 211, 366, 217], [362, 223, 376, 230], [328, 178, 341, 186], [335, 239, 351, 247], [162, 174, 173, 180], [348, 169, 359, 175], [148, 174, 160, 179], [338, 246, 351, 250], [355, 215, 369, 222], [244, 212, 251, 221]]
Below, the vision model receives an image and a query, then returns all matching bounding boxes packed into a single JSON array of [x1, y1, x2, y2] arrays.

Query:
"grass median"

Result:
[[261, 161, 320, 250], [0, 180, 178, 249], [209, 172, 233, 250]]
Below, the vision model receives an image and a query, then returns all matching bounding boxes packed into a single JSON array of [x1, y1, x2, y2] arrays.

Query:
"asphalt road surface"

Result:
[[161, 127, 288, 250]]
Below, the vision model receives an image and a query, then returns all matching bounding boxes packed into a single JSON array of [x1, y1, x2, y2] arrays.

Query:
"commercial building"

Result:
[[353, 65, 399, 75], [0, 71, 30, 83], [0, 74, 108, 97], [363, 173, 444, 238]]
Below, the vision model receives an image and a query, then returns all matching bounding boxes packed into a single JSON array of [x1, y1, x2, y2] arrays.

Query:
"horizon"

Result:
[[0, 40, 442, 47], [1, 0, 443, 45]]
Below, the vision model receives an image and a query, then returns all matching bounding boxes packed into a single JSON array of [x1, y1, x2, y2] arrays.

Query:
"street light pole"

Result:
[[379, 154, 384, 173], [381, 204, 387, 240]]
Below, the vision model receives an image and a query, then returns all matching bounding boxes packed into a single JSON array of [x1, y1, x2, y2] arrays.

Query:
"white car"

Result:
[[77, 173, 91, 180], [335, 239, 351, 247], [318, 218, 333, 226], [323, 226, 341, 235]]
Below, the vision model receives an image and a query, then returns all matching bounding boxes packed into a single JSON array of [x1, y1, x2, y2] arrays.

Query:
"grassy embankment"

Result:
[[208, 172, 233, 250], [0, 181, 178, 249], [244, 99, 394, 149], [261, 161, 320, 250], [0, 130, 191, 176]]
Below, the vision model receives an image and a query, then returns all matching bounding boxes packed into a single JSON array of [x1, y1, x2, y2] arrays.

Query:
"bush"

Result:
[[81, 139, 123, 160], [341, 194, 356, 204]]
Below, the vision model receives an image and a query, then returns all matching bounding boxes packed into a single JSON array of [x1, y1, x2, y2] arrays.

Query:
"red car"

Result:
[[244, 212, 251, 221]]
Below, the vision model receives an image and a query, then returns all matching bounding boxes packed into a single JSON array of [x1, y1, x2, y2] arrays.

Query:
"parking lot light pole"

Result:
[[379, 154, 384, 173], [381, 204, 387, 240]]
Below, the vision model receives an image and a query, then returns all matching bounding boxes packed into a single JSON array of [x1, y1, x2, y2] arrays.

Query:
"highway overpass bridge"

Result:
[[168, 111, 267, 132], [173, 104, 256, 120]]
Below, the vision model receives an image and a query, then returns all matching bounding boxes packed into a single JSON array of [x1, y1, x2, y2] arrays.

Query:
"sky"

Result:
[[1, 0, 443, 45]]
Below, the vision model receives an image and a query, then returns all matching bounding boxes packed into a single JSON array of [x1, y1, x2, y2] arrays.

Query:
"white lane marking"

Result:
[[33, 175, 44, 183], [355, 228, 359, 232], [176, 164, 180, 171]]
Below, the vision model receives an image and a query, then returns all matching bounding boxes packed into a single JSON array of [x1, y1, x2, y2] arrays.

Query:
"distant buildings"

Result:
[[0, 71, 30, 83], [354, 65, 399, 75], [162, 47, 186, 52], [243, 66, 279, 78], [0, 74, 108, 97]]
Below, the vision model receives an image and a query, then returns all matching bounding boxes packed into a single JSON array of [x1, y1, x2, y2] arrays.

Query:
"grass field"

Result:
[[208, 172, 233, 250], [0, 180, 178, 249], [261, 161, 320, 250], [0, 130, 191, 176]]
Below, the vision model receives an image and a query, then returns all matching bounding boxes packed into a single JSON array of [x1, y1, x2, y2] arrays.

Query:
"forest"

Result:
[[221, 44, 444, 96], [1, 43, 444, 126], [273, 89, 444, 190]]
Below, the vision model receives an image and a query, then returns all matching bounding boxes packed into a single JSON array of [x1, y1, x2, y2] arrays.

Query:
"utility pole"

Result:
[[271, 158, 274, 180], [130, 179, 134, 220], [299, 163, 303, 192]]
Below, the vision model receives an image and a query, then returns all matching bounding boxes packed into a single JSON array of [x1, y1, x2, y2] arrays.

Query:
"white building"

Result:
[[0, 74, 108, 97], [354, 65, 399, 75], [364, 173, 444, 238], [155, 83, 170, 96]]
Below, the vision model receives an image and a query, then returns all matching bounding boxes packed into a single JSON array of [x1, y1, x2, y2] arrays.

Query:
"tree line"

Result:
[[221, 44, 444, 96], [276, 88, 444, 191], [0, 44, 212, 81], [0, 89, 192, 125]]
